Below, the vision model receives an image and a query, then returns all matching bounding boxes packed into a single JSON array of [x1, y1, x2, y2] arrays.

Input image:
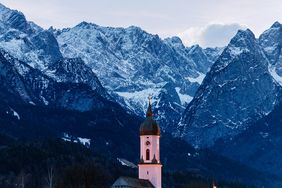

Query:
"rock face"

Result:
[[0, 3, 107, 99], [0, 3, 222, 132], [54, 22, 222, 131], [0, 42, 142, 161], [0, 3, 112, 113], [0, 50, 107, 112], [259, 22, 282, 82], [205, 22, 282, 179], [0, 4, 62, 69], [213, 99, 282, 177], [1, 2, 282, 156], [47, 58, 109, 98], [176, 29, 281, 148]]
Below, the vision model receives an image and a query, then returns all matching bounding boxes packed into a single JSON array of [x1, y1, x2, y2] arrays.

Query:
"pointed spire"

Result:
[[146, 95, 153, 117], [140, 155, 144, 164], [152, 154, 158, 164]]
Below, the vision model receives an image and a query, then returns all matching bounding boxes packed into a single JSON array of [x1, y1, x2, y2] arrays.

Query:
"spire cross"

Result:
[[148, 95, 152, 104], [146, 95, 153, 117]]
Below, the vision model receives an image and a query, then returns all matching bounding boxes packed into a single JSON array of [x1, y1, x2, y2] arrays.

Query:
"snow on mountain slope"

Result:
[[54, 22, 221, 130], [259, 22, 282, 84], [0, 3, 108, 100], [0, 49, 109, 112], [47, 57, 109, 98], [0, 3, 222, 131], [176, 28, 281, 148], [207, 23, 282, 177], [0, 3, 62, 70]]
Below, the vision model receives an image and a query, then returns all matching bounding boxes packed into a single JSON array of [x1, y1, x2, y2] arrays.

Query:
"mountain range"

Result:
[[1, 2, 282, 187], [176, 26, 282, 147], [52, 22, 222, 131]]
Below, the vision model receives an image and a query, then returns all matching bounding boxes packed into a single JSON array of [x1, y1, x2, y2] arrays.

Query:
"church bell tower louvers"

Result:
[[138, 98, 162, 188]]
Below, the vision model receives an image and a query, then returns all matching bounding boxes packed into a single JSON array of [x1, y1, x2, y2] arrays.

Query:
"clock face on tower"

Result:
[[145, 141, 151, 146]]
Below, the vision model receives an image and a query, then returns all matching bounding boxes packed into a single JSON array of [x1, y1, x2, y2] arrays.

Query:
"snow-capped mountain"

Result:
[[0, 50, 108, 111], [0, 3, 108, 99], [204, 21, 282, 179], [0, 3, 222, 131], [259, 22, 282, 84], [0, 3, 62, 69], [176, 26, 282, 148], [1, 3, 282, 185], [54, 22, 222, 131], [47, 57, 109, 98]]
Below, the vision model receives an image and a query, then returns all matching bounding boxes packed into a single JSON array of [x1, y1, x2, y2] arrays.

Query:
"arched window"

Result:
[[146, 149, 150, 160]]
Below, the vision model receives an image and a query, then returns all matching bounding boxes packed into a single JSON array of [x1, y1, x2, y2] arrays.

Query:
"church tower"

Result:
[[139, 98, 162, 188]]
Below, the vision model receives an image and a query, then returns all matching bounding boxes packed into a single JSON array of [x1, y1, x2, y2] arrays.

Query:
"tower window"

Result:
[[146, 149, 150, 160], [147, 171, 149, 175]]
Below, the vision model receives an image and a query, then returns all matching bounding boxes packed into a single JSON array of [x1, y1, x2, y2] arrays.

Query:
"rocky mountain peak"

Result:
[[259, 22, 282, 47], [228, 29, 256, 50], [259, 21, 282, 78], [75, 21, 99, 29], [271, 21, 282, 28], [54, 20, 221, 131], [176, 26, 280, 148], [0, 3, 30, 33], [164, 36, 185, 49], [188, 44, 202, 52]]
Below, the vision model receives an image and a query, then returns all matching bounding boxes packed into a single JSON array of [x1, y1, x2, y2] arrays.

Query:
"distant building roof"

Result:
[[111, 176, 154, 188]]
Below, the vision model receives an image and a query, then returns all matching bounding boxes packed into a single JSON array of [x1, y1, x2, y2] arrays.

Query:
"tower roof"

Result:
[[140, 98, 160, 136]]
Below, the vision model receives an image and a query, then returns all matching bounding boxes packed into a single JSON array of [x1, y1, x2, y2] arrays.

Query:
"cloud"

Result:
[[178, 23, 247, 48]]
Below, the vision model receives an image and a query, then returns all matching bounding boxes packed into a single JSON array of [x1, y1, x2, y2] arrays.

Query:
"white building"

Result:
[[112, 100, 162, 188], [138, 100, 162, 188]]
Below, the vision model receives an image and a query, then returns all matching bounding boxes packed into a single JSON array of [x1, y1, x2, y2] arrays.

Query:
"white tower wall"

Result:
[[140, 135, 160, 162], [139, 164, 162, 188], [139, 135, 162, 188]]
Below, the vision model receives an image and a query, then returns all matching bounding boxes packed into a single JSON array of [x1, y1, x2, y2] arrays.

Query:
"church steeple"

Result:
[[146, 96, 153, 117], [139, 97, 162, 188], [140, 97, 160, 136]]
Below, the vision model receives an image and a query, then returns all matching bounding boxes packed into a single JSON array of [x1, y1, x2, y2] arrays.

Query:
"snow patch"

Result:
[[7, 107, 20, 120], [61, 133, 73, 142], [78, 137, 91, 147], [41, 96, 49, 105], [61, 133, 91, 147], [116, 88, 161, 115], [186, 72, 205, 84], [228, 46, 250, 57], [61, 137, 71, 142], [117, 158, 137, 168], [29, 101, 36, 105], [269, 65, 282, 85], [12, 110, 20, 120], [259, 132, 269, 138], [175, 87, 193, 105]]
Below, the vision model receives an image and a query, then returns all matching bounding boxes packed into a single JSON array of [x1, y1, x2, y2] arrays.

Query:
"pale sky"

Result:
[[0, 0, 281, 47]]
